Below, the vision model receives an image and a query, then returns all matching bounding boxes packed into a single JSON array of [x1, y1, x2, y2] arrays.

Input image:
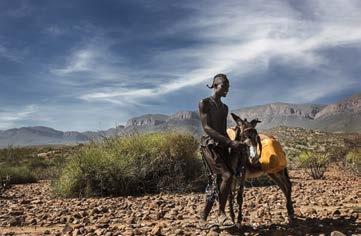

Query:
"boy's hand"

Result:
[[229, 140, 242, 150]]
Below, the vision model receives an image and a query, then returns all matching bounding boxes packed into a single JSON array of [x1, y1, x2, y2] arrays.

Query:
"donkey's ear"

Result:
[[231, 113, 244, 126], [250, 118, 262, 128]]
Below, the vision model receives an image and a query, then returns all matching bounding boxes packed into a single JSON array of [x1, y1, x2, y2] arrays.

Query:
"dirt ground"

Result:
[[0, 165, 360, 236]]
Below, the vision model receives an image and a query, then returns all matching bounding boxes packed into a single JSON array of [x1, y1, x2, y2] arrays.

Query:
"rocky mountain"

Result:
[[315, 93, 361, 119], [0, 93, 360, 147], [231, 103, 325, 130], [0, 126, 124, 147], [230, 93, 361, 133], [125, 114, 168, 127], [122, 111, 202, 135]]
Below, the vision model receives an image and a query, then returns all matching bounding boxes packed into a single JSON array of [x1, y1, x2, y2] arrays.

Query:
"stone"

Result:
[[62, 224, 73, 234], [95, 228, 105, 236], [330, 231, 346, 236], [151, 225, 162, 235], [333, 209, 341, 216], [72, 229, 79, 235], [175, 229, 184, 235]]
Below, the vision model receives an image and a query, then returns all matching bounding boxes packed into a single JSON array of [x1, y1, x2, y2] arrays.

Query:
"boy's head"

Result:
[[207, 74, 229, 97]]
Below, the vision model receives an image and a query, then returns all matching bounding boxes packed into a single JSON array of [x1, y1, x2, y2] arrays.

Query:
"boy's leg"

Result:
[[200, 146, 218, 221], [202, 173, 217, 221], [217, 163, 233, 227]]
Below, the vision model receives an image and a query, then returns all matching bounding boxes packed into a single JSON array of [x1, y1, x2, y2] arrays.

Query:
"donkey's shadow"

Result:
[[219, 216, 360, 235]]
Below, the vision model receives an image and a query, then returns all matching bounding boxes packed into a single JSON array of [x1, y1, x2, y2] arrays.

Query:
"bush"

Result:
[[0, 165, 37, 184], [298, 150, 330, 179], [53, 132, 207, 197], [346, 148, 361, 175], [0, 175, 12, 196]]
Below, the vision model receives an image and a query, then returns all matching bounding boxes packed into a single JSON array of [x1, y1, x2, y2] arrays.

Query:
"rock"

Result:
[[8, 216, 23, 226], [62, 224, 73, 234], [330, 231, 346, 236], [59, 217, 67, 224], [72, 229, 79, 236], [20, 199, 31, 204], [151, 225, 162, 235], [95, 228, 105, 236], [128, 217, 136, 224], [207, 230, 219, 236], [30, 218, 37, 225], [175, 228, 184, 235], [9, 210, 23, 216], [132, 228, 142, 235], [333, 209, 341, 216], [82, 217, 90, 224]]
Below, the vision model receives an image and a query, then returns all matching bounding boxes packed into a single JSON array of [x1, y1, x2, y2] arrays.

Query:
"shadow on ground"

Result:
[[212, 216, 361, 235]]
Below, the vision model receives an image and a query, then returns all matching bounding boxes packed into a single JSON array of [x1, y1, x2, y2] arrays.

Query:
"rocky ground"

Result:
[[0, 165, 360, 236]]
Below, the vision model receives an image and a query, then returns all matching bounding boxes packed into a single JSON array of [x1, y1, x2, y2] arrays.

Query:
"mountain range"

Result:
[[0, 93, 360, 147]]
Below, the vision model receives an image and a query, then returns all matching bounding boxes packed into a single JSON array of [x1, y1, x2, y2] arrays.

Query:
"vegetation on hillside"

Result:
[[0, 127, 360, 197], [0, 145, 78, 184]]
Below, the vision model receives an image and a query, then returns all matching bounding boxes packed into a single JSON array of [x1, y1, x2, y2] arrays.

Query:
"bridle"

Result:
[[234, 125, 262, 162]]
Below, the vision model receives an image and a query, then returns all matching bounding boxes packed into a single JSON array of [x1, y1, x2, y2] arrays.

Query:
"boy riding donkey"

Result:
[[198, 74, 245, 228]]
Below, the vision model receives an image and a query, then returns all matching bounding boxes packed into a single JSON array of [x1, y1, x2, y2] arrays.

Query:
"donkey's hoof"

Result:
[[288, 215, 296, 225]]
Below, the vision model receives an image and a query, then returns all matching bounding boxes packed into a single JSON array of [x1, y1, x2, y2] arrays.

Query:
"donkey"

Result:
[[227, 113, 294, 228]]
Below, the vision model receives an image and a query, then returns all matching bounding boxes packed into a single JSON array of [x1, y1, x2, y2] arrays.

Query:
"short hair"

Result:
[[207, 73, 229, 89]]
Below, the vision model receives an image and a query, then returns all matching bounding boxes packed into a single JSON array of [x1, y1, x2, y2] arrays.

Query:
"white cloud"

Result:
[[51, 49, 96, 75], [51, 0, 361, 106], [0, 105, 37, 129]]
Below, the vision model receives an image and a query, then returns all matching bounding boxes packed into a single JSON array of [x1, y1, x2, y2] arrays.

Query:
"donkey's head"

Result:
[[231, 113, 262, 165]]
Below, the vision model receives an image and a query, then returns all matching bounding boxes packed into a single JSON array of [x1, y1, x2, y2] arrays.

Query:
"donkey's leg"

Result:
[[268, 169, 294, 221], [236, 175, 245, 228], [228, 188, 235, 224], [280, 168, 294, 219]]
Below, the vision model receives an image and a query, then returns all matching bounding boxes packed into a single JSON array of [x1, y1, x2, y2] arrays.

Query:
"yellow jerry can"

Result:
[[258, 136, 287, 173]]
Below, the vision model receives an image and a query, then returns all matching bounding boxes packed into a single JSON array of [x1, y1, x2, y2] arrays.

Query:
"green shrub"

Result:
[[346, 148, 361, 174], [0, 175, 12, 196], [53, 132, 206, 197], [298, 150, 330, 179], [0, 165, 37, 184]]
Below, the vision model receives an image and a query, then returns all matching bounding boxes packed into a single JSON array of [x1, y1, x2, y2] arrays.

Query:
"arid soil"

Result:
[[0, 165, 360, 236]]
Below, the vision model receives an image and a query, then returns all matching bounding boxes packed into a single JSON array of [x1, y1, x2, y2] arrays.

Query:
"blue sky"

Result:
[[1, 0, 361, 131]]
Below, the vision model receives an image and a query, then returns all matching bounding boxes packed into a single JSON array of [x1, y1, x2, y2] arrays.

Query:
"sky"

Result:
[[1, 0, 361, 131]]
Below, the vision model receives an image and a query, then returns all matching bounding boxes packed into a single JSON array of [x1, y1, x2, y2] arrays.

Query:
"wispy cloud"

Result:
[[5, 0, 357, 130], [0, 44, 24, 62], [52, 49, 96, 75], [0, 105, 37, 129], [75, 0, 361, 105]]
